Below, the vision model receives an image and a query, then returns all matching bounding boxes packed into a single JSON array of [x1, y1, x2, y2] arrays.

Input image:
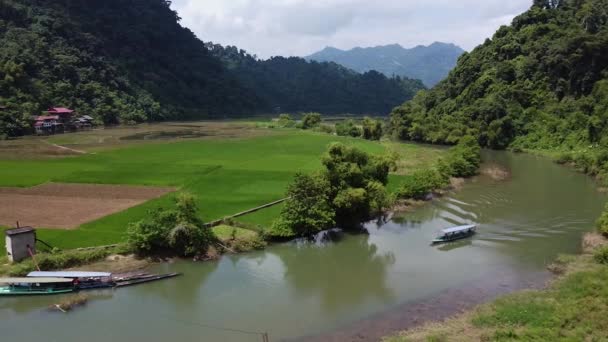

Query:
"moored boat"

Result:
[[27, 271, 115, 290], [0, 277, 75, 296], [432, 224, 476, 244]]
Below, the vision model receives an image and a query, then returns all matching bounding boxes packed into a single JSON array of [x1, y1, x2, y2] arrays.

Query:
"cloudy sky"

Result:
[[170, 0, 532, 58]]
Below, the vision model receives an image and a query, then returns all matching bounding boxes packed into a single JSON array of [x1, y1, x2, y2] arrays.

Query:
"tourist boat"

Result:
[[0, 277, 75, 296], [27, 271, 115, 290], [432, 224, 476, 244]]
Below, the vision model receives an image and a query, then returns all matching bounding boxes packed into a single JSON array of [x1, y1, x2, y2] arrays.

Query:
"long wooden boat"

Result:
[[115, 273, 181, 288], [28, 271, 115, 290], [0, 277, 75, 296], [432, 224, 476, 244]]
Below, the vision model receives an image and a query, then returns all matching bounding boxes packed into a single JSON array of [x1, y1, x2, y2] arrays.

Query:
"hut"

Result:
[[5, 226, 36, 263]]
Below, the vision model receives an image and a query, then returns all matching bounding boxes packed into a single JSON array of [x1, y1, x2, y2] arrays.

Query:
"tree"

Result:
[[336, 119, 362, 137], [127, 193, 213, 256], [301, 112, 322, 129], [271, 173, 335, 237], [362, 117, 383, 140]]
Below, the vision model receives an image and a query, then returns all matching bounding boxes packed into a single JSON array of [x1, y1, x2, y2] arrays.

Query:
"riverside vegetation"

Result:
[[383, 0, 608, 340]]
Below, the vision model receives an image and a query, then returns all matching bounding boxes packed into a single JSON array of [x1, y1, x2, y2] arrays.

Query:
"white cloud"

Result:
[[170, 0, 532, 58]]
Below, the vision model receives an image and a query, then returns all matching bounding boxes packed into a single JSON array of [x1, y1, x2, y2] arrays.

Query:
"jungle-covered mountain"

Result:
[[0, 0, 425, 138], [306, 43, 465, 87], [205, 43, 426, 115], [389, 0, 608, 150]]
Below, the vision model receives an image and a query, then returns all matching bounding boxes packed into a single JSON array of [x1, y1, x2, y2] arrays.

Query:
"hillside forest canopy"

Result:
[[0, 0, 425, 138], [389, 0, 608, 152]]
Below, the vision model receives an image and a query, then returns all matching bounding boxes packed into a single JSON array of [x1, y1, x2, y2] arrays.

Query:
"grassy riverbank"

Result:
[[384, 233, 608, 342], [0, 121, 445, 249]]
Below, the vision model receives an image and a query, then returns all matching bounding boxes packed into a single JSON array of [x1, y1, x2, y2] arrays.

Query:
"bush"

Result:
[[301, 112, 322, 129], [336, 119, 362, 137], [7, 248, 116, 277], [317, 124, 335, 134], [442, 135, 481, 177], [398, 169, 448, 200], [594, 246, 608, 265], [277, 113, 295, 127], [362, 117, 383, 140], [597, 205, 608, 237], [127, 193, 214, 256]]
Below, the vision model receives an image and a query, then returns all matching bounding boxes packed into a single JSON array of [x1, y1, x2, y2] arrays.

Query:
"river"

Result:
[[1, 151, 605, 341]]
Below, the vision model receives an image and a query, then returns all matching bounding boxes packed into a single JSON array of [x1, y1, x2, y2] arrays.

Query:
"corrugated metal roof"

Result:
[[28, 271, 112, 278], [0, 277, 73, 284], [441, 225, 476, 234]]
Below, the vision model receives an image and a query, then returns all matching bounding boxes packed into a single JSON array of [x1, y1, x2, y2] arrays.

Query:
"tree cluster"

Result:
[[271, 143, 394, 237], [389, 0, 608, 151], [127, 193, 214, 257]]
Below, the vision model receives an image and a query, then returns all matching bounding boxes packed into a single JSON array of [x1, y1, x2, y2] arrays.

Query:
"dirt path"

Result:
[[42, 140, 88, 154]]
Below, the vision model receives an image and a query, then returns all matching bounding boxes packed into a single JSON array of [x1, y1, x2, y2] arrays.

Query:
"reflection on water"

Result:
[[1, 151, 606, 341], [280, 234, 396, 313]]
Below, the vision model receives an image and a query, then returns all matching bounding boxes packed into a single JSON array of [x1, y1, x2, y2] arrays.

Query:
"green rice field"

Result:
[[0, 124, 443, 249]]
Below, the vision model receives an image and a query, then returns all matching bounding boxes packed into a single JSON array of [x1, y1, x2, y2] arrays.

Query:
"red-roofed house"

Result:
[[34, 115, 63, 135]]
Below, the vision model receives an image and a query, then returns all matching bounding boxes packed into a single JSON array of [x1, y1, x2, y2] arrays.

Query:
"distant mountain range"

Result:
[[306, 42, 465, 87]]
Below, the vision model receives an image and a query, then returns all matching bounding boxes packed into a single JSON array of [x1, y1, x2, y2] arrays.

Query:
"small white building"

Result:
[[5, 226, 36, 263]]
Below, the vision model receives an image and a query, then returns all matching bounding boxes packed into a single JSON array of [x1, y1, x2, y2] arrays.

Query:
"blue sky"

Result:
[[170, 0, 532, 58]]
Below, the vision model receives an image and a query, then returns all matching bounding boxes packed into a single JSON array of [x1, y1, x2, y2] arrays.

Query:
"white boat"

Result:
[[432, 224, 476, 244]]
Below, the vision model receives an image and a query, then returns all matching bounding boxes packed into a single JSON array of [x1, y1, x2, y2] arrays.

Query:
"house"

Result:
[[72, 115, 94, 130], [34, 115, 63, 135], [5, 226, 36, 263], [47, 107, 74, 127]]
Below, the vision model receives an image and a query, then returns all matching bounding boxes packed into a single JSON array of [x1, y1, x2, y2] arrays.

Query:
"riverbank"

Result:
[[383, 233, 608, 342]]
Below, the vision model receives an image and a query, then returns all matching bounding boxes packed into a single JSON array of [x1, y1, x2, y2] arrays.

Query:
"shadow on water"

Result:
[[278, 231, 396, 314]]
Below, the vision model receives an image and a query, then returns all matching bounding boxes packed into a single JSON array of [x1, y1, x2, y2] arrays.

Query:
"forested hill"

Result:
[[390, 0, 608, 150], [206, 43, 426, 115], [0, 0, 424, 138], [0, 0, 262, 135], [306, 43, 464, 87]]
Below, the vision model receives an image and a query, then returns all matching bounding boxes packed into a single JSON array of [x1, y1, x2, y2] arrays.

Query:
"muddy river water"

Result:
[[1, 151, 605, 341]]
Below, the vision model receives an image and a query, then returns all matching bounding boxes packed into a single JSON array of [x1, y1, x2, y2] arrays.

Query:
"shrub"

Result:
[[362, 117, 383, 140], [442, 135, 482, 177], [301, 112, 322, 129], [318, 124, 335, 134], [398, 169, 448, 200], [336, 119, 362, 137], [127, 193, 213, 256], [277, 113, 295, 127], [597, 205, 608, 237], [594, 246, 608, 265]]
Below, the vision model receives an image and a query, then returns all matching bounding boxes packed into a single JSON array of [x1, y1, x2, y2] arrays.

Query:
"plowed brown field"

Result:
[[0, 183, 175, 229]]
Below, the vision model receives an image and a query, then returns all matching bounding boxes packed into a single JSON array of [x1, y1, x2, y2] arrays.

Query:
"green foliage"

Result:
[[597, 204, 608, 237], [271, 173, 335, 237], [272, 143, 393, 236], [5, 248, 116, 277], [0, 0, 258, 137], [301, 113, 322, 129], [318, 124, 335, 134], [336, 119, 362, 137], [127, 193, 214, 256], [441, 135, 482, 177], [208, 44, 426, 115], [389, 0, 608, 153], [594, 246, 608, 264], [277, 114, 295, 128], [397, 169, 448, 200], [362, 117, 384, 140]]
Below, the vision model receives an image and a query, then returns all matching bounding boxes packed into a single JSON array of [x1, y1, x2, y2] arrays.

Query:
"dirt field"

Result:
[[0, 183, 175, 229]]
